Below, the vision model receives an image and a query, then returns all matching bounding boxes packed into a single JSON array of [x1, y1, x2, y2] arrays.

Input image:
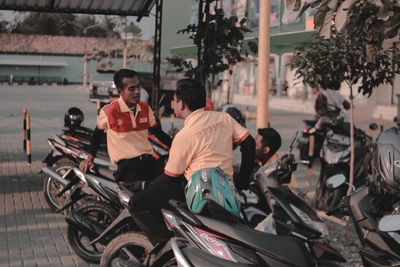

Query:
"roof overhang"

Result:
[[0, 0, 155, 20]]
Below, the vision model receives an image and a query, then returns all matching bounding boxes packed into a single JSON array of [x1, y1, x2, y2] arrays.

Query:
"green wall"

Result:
[[0, 54, 152, 84]]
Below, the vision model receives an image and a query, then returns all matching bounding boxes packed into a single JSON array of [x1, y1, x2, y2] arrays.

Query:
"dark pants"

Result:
[[130, 177, 186, 244], [115, 154, 164, 185]]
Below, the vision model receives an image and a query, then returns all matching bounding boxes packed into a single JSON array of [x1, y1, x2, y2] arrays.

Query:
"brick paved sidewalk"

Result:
[[0, 122, 96, 266]]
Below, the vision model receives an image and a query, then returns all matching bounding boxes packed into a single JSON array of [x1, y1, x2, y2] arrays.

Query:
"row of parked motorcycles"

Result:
[[40, 107, 400, 266]]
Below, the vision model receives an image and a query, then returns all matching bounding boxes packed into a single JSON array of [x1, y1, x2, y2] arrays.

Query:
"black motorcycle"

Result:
[[312, 118, 375, 211], [326, 174, 400, 266], [325, 126, 400, 266], [41, 127, 168, 212]]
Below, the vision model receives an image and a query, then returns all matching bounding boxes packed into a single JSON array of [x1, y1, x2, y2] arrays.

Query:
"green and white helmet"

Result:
[[185, 167, 241, 218]]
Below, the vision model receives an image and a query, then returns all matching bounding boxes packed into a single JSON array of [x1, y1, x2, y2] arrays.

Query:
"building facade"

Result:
[[161, 0, 399, 119]]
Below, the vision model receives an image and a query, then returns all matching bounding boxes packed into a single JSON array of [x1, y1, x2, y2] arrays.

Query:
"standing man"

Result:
[[80, 69, 172, 186], [129, 78, 255, 244]]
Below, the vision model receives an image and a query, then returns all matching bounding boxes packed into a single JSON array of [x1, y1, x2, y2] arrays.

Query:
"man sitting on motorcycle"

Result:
[[255, 127, 281, 167], [313, 77, 350, 131], [129, 78, 255, 244], [79, 68, 172, 187]]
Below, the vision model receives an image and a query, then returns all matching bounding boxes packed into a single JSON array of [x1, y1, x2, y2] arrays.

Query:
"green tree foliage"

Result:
[[0, 15, 10, 33], [122, 22, 142, 38], [10, 12, 119, 38], [291, 33, 400, 97], [167, 0, 252, 95], [288, 0, 400, 52]]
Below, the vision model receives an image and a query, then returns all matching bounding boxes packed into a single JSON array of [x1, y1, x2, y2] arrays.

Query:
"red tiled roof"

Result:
[[0, 33, 153, 57]]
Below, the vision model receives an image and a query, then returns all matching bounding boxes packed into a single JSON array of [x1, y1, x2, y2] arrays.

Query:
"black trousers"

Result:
[[130, 177, 186, 245], [115, 154, 164, 185]]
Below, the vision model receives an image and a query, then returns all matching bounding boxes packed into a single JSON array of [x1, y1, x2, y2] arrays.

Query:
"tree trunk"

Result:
[[347, 84, 355, 196]]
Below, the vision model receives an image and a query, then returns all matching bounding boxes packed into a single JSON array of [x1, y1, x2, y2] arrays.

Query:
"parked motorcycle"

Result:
[[312, 117, 375, 211], [100, 139, 344, 266], [42, 127, 168, 212], [244, 135, 345, 264], [41, 133, 114, 212], [325, 126, 400, 266]]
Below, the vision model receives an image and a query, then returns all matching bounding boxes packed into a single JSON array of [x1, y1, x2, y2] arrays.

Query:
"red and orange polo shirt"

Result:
[[164, 109, 250, 181], [97, 96, 156, 164]]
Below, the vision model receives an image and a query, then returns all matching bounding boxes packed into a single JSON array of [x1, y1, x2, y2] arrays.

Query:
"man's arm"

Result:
[[80, 126, 105, 173], [235, 135, 255, 191], [149, 123, 173, 148]]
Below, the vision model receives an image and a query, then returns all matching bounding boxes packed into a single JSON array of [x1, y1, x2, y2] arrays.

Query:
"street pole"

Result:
[[256, 0, 271, 129], [83, 54, 87, 90], [122, 17, 127, 68]]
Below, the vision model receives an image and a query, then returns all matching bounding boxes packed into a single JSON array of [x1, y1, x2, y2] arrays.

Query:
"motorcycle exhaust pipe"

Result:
[[65, 210, 105, 239], [41, 166, 69, 187]]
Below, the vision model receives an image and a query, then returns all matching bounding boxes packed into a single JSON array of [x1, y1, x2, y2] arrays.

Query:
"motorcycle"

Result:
[[326, 174, 400, 266], [242, 135, 345, 264], [312, 115, 375, 211], [42, 127, 169, 212], [100, 137, 344, 266]]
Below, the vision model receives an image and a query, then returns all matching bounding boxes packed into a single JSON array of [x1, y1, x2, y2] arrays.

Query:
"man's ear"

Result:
[[263, 146, 270, 155], [117, 88, 122, 95]]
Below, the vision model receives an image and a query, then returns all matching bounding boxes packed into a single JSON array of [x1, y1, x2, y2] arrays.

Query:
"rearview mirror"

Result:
[[378, 215, 400, 232], [326, 174, 346, 189], [369, 123, 378, 131]]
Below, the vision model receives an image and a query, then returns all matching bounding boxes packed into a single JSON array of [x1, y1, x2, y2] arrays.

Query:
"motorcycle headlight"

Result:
[[290, 204, 329, 238]]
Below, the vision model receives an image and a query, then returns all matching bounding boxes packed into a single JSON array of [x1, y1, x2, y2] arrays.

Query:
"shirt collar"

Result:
[[184, 108, 205, 126], [118, 96, 141, 113]]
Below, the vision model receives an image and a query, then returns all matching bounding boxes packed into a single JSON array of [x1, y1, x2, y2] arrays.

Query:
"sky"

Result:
[[0, 8, 156, 40]]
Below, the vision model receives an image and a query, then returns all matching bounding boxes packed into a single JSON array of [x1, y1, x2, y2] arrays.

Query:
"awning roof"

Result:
[[0, 59, 68, 67], [0, 0, 155, 19]]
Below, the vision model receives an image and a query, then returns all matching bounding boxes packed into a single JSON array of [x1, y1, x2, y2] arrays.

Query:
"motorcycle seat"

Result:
[[196, 214, 314, 266]]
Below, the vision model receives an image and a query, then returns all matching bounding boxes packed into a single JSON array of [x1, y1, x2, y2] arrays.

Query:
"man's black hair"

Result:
[[321, 76, 340, 90], [113, 69, 139, 90], [175, 79, 206, 111], [257, 127, 281, 156]]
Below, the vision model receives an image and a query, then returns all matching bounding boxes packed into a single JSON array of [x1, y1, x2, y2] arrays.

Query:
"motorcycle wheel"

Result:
[[43, 157, 74, 212], [68, 200, 119, 263], [100, 232, 153, 267]]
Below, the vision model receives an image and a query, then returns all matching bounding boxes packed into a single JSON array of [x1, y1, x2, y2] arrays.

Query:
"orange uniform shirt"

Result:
[[165, 109, 249, 180], [97, 96, 156, 164]]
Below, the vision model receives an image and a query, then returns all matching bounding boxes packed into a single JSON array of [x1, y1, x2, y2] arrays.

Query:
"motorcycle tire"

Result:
[[67, 200, 119, 263], [100, 232, 153, 267], [43, 157, 74, 212]]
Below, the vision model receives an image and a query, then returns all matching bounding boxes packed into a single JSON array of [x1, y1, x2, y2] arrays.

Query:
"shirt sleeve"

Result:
[[148, 106, 157, 127], [227, 114, 250, 145], [97, 108, 108, 130], [164, 132, 193, 177]]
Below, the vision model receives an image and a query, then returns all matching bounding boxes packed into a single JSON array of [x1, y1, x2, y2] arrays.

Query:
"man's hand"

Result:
[[79, 154, 94, 173]]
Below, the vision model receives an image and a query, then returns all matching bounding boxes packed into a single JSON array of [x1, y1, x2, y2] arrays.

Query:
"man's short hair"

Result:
[[175, 79, 206, 111], [257, 127, 281, 156], [113, 69, 139, 90]]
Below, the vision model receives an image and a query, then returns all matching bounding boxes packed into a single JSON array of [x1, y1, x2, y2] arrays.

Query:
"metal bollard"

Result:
[[27, 116, 31, 164], [23, 107, 27, 151]]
